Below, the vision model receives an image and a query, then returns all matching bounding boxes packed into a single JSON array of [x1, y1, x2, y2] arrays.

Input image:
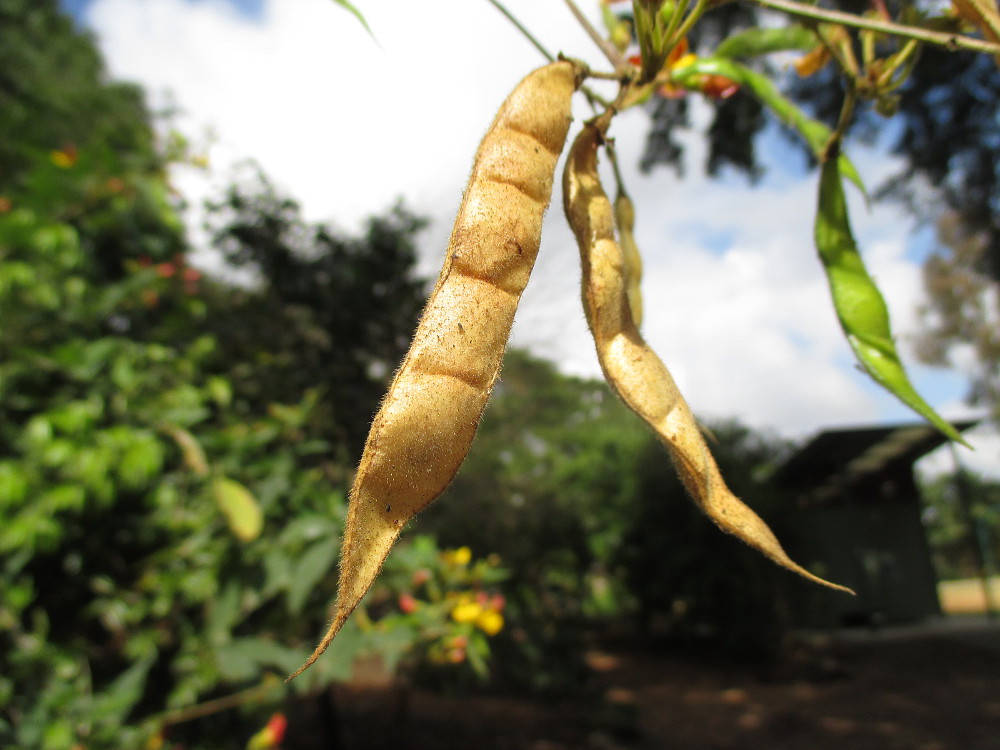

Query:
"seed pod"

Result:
[[288, 60, 584, 681], [614, 189, 644, 327], [563, 117, 851, 594]]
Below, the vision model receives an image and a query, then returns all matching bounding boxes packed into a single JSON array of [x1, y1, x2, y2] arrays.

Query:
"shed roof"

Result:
[[774, 420, 978, 503]]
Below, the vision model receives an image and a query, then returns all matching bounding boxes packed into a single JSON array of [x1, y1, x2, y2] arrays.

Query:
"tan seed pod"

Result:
[[614, 189, 644, 328], [288, 60, 584, 681], [562, 117, 852, 595]]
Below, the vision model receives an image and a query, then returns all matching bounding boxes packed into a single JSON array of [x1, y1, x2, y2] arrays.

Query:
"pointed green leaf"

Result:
[[672, 57, 865, 193], [815, 157, 968, 445], [329, 0, 376, 41], [288, 538, 340, 615], [212, 477, 264, 542], [90, 654, 156, 725]]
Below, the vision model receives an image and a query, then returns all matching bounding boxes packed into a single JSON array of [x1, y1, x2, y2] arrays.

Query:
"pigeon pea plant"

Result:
[[294, 0, 999, 677]]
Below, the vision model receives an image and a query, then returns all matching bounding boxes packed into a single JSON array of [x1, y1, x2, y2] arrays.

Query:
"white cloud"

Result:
[[82, 0, 986, 447]]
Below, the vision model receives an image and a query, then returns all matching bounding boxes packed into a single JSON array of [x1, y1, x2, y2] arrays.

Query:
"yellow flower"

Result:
[[451, 601, 483, 624], [50, 149, 76, 168], [442, 546, 472, 566], [475, 609, 504, 636]]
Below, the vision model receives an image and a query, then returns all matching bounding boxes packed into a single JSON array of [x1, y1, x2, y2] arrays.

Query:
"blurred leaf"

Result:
[[207, 376, 232, 408], [45, 398, 102, 435], [262, 549, 293, 599], [329, 0, 376, 40], [214, 638, 310, 682], [206, 581, 242, 643], [288, 538, 339, 615], [815, 157, 968, 445], [714, 25, 816, 58], [0, 462, 29, 506], [277, 514, 339, 547], [288, 619, 365, 690], [90, 653, 156, 725], [164, 424, 210, 477], [212, 477, 264, 542], [118, 433, 166, 489]]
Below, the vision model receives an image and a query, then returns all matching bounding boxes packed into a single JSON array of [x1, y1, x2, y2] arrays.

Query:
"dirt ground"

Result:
[[317, 618, 1000, 750]]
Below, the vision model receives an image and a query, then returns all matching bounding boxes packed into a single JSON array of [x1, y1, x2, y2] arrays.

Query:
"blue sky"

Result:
[[63, 0, 997, 472], [61, 0, 266, 22]]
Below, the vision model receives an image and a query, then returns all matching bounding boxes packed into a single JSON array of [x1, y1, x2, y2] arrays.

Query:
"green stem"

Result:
[[151, 676, 282, 726], [877, 37, 920, 89], [672, 0, 711, 46], [752, 0, 1000, 57], [661, 0, 691, 48], [485, 0, 554, 62], [822, 81, 856, 162], [563, 0, 629, 71]]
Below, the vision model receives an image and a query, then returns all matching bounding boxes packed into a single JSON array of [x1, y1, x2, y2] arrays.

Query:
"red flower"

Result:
[[398, 592, 418, 614]]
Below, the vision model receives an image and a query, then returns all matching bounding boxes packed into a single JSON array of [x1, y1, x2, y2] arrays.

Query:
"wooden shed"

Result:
[[773, 420, 977, 628]]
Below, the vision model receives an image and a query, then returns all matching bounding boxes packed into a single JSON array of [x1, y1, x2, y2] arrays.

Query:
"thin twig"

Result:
[[605, 139, 629, 199], [562, 0, 629, 71], [150, 676, 283, 727], [753, 0, 1000, 57], [485, 0, 555, 61], [822, 81, 857, 161]]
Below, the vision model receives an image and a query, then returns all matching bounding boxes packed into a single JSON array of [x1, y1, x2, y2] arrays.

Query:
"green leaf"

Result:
[[90, 654, 156, 726], [672, 57, 865, 194], [329, 0, 376, 40], [214, 637, 311, 682], [212, 477, 264, 542], [118, 433, 165, 489], [288, 538, 339, 615], [814, 157, 968, 445], [714, 25, 816, 58], [206, 581, 242, 643]]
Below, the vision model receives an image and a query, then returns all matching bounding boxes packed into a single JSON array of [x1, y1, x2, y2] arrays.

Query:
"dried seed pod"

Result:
[[614, 189, 644, 327], [563, 117, 851, 595], [288, 60, 584, 681]]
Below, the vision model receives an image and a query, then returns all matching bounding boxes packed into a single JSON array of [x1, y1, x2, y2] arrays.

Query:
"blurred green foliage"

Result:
[[0, 2, 471, 746], [920, 471, 1000, 581], [201, 165, 428, 457]]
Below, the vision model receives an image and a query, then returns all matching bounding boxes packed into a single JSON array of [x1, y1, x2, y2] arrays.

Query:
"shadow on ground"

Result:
[[289, 618, 1000, 750]]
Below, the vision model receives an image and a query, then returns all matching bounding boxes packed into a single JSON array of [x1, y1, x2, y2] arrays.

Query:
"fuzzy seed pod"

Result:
[[563, 117, 851, 596], [288, 60, 584, 681], [614, 189, 644, 327]]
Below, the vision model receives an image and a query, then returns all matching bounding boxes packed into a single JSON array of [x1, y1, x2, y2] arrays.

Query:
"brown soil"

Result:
[[314, 619, 1000, 750]]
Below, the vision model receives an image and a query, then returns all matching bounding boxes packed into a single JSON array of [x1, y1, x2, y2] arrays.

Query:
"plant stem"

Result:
[[562, 0, 630, 71], [753, 0, 1000, 57], [823, 81, 856, 161], [485, 0, 555, 62], [151, 675, 282, 726], [672, 0, 710, 46], [662, 0, 691, 49]]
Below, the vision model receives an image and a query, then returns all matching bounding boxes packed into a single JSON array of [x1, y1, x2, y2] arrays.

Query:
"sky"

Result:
[[63, 0, 997, 475]]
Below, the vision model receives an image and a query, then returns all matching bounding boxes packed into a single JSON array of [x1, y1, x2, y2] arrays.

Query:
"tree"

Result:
[[202, 167, 428, 456], [921, 469, 1000, 581], [0, 0, 185, 282], [0, 3, 475, 745]]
